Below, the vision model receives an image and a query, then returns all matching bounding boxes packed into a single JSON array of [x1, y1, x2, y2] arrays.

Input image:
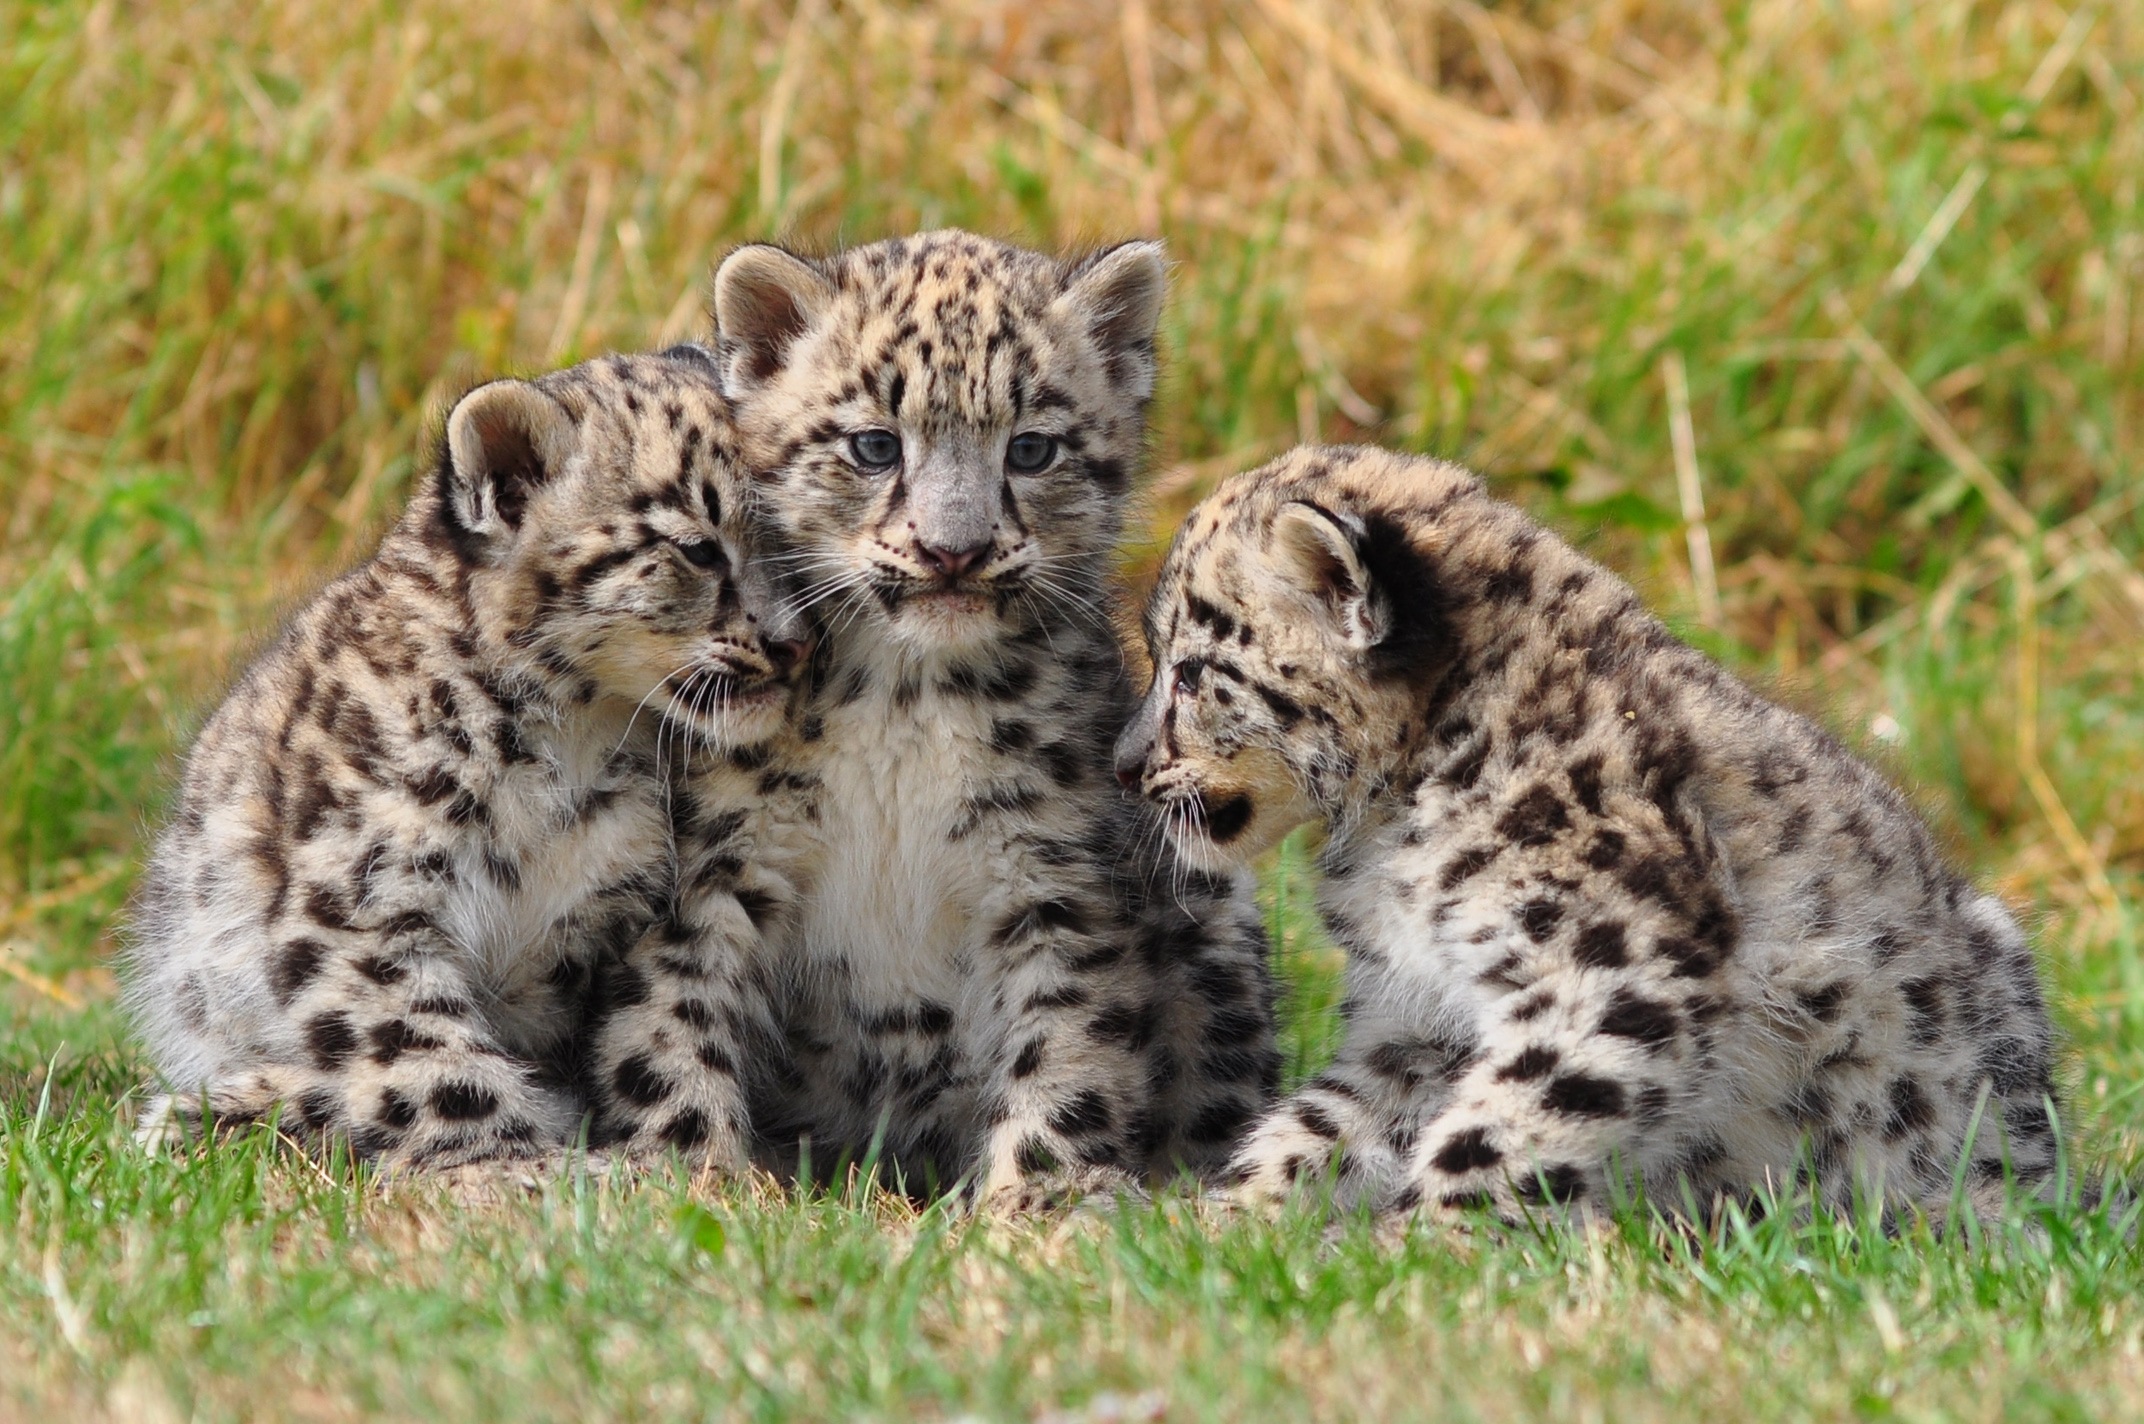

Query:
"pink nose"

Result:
[[767, 638, 813, 676], [916, 541, 989, 580]]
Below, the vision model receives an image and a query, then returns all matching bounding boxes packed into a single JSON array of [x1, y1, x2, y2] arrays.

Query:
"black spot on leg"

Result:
[[1496, 1046, 1559, 1082], [269, 939, 329, 1005], [1494, 785, 1570, 847], [296, 1089, 339, 1131], [1049, 1090, 1112, 1137], [378, 1088, 419, 1129], [1572, 921, 1628, 969], [1884, 1076, 1935, 1139], [1011, 1037, 1047, 1078], [1518, 899, 1564, 942], [305, 1012, 358, 1069], [658, 1110, 710, 1149], [1543, 1073, 1627, 1118], [1598, 990, 1678, 1049], [1297, 1102, 1341, 1140], [1657, 935, 1725, 979], [355, 954, 406, 986], [1439, 844, 1503, 889], [1797, 982, 1850, 1022], [1514, 1164, 1587, 1205], [1509, 990, 1555, 1022], [1900, 977, 1945, 1045], [368, 1019, 443, 1064], [429, 1081, 500, 1120], [1430, 1127, 1502, 1174], [1015, 1136, 1059, 1174], [1568, 755, 1605, 816], [612, 1054, 675, 1107], [606, 963, 651, 1010]]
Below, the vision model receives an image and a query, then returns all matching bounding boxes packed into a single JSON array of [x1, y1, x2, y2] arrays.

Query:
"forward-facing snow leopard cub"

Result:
[[588, 231, 1279, 1201], [127, 349, 810, 1168], [1116, 444, 2062, 1220]]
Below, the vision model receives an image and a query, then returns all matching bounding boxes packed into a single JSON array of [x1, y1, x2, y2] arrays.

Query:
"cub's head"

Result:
[[436, 349, 809, 747], [1114, 447, 1473, 868], [707, 229, 1165, 656]]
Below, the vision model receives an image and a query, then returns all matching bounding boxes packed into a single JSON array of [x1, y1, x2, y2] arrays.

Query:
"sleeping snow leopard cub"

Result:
[[127, 348, 810, 1168], [588, 230, 1280, 1201], [1116, 444, 2062, 1220]]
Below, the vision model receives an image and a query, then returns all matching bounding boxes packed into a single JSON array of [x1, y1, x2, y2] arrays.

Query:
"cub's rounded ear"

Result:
[[443, 380, 579, 544], [1272, 500, 1389, 650], [1054, 240, 1168, 401], [711, 244, 834, 393]]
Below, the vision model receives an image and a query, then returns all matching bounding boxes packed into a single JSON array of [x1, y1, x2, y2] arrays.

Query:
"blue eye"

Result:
[[849, 430, 901, 471], [1006, 432, 1056, 473]]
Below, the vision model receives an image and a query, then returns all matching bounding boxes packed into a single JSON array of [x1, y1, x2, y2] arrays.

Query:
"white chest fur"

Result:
[[787, 682, 994, 1006]]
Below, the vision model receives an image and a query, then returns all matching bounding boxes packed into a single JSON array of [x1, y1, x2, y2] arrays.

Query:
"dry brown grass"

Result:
[[4, 0, 2140, 1047]]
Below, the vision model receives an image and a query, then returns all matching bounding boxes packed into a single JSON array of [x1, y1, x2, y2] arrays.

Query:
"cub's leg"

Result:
[[974, 865, 1164, 1208], [588, 889, 780, 1171], [1137, 875, 1283, 1182], [1399, 957, 1714, 1219], [148, 919, 578, 1168], [1226, 991, 1468, 1208]]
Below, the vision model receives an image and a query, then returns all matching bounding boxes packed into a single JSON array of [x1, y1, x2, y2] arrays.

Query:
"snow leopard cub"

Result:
[[588, 231, 1280, 1201], [1116, 443, 2062, 1221], [127, 349, 809, 1169]]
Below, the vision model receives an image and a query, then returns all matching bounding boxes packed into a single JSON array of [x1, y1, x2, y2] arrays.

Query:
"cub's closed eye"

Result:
[[674, 538, 727, 571], [849, 429, 901, 470], [1006, 432, 1057, 473]]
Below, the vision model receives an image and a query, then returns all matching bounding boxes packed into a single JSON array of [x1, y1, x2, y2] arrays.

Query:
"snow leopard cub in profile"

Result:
[[127, 349, 809, 1169], [1116, 443, 2062, 1221], [588, 231, 1280, 1203]]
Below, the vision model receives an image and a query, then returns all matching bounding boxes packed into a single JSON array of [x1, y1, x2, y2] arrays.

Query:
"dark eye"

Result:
[[674, 538, 727, 571], [1174, 657, 1205, 693], [849, 429, 901, 471], [1006, 432, 1057, 474]]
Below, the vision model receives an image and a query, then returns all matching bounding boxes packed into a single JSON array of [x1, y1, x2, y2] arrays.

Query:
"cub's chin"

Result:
[[884, 582, 1011, 653], [662, 675, 794, 749]]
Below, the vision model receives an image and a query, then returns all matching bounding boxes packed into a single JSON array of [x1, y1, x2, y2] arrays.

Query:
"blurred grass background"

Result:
[[4, 1, 2144, 1416]]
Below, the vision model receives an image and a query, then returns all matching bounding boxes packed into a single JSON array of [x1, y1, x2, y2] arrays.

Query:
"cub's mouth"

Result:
[[661, 665, 792, 731], [883, 570, 1008, 612], [906, 585, 992, 614], [1160, 787, 1255, 847]]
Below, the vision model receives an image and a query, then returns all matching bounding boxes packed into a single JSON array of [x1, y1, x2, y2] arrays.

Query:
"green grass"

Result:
[[5, 938, 2144, 1423], [6, 0, 2144, 1417]]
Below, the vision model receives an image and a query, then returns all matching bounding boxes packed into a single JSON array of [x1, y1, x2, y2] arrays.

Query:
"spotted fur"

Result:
[[1118, 444, 2063, 1221], [588, 231, 1279, 1198], [126, 350, 809, 1168]]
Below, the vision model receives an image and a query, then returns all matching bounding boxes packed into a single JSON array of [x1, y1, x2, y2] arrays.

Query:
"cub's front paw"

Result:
[[370, 1067, 580, 1173], [984, 1164, 1150, 1217], [601, 1130, 752, 1178], [1225, 1113, 1346, 1207]]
